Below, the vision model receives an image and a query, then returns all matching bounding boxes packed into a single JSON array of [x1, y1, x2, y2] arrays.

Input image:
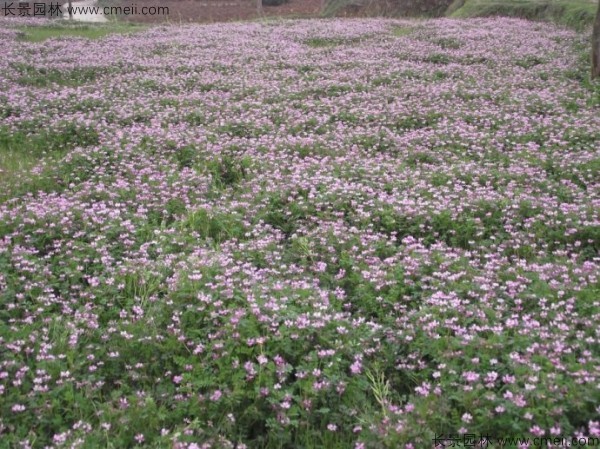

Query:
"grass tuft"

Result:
[[16, 22, 146, 42]]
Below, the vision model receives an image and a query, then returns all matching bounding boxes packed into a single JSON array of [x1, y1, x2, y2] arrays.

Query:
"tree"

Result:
[[593, 0, 600, 78]]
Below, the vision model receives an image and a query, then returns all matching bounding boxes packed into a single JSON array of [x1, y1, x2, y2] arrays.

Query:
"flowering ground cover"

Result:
[[0, 16, 599, 448]]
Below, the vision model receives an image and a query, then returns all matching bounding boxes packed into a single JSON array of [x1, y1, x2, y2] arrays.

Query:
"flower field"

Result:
[[0, 17, 599, 448]]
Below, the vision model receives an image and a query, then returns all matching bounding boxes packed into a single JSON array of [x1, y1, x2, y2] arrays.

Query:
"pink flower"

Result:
[[485, 372, 498, 383], [350, 359, 362, 375], [462, 372, 480, 383], [529, 425, 544, 437], [415, 382, 430, 396]]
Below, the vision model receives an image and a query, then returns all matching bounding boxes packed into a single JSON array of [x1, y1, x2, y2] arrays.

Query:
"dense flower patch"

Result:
[[0, 17, 599, 448]]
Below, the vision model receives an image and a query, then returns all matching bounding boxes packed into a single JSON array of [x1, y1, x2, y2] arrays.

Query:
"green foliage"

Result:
[[206, 154, 252, 188], [0, 122, 99, 156], [435, 37, 462, 49], [515, 55, 546, 69], [425, 53, 451, 64], [391, 25, 417, 36], [448, 0, 597, 30], [0, 123, 100, 201], [260, 191, 317, 237], [218, 122, 271, 139], [174, 145, 199, 169], [11, 63, 106, 87], [181, 209, 246, 242]]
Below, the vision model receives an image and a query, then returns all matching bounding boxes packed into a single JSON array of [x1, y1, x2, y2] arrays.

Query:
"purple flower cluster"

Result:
[[0, 16, 598, 448]]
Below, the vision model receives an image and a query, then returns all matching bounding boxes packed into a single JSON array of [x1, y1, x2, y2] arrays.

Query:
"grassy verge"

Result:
[[447, 0, 597, 30], [16, 22, 146, 42], [321, 0, 595, 29]]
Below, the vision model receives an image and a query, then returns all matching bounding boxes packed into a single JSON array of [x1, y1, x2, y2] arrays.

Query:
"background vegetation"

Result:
[[322, 0, 597, 29]]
